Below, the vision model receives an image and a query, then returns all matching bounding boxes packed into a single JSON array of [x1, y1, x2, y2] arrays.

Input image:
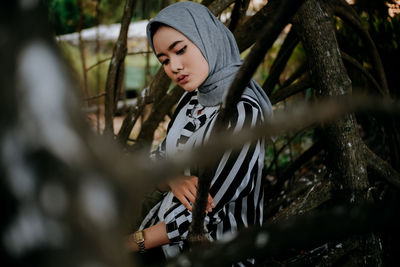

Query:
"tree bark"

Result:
[[293, 0, 369, 204], [104, 0, 136, 135], [228, 0, 250, 32], [293, 0, 383, 265]]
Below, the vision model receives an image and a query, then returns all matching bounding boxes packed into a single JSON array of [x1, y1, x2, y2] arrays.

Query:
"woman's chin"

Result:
[[181, 85, 197, 92]]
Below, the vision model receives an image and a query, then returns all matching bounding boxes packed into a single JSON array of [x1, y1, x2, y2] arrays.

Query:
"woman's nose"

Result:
[[170, 58, 183, 73]]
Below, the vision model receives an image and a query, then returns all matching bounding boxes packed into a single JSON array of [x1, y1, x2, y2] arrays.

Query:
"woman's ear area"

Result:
[[148, 22, 166, 53]]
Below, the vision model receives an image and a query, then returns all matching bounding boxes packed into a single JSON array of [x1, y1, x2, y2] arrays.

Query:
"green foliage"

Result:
[[43, 0, 126, 35], [43, 0, 174, 35], [44, 0, 90, 34], [265, 129, 315, 174]]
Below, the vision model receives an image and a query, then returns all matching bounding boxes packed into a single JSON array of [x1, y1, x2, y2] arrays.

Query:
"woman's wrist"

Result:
[[126, 233, 140, 252], [156, 182, 170, 192]]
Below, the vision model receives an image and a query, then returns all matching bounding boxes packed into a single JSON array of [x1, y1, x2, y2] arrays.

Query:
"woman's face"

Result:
[[152, 26, 209, 92]]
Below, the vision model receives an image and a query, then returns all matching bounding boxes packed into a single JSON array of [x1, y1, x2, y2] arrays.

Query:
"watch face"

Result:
[[134, 231, 144, 242]]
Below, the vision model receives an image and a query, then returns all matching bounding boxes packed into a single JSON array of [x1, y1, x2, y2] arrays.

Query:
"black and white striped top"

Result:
[[140, 90, 265, 266]]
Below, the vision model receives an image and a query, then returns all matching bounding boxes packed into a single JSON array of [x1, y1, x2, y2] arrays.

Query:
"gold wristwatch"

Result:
[[133, 230, 145, 253]]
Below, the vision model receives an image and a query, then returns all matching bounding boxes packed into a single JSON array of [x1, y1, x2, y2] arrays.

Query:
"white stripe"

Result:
[[228, 202, 237, 231], [213, 142, 251, 204], [242, 95, 264, 121], [225, 142, 260, 203], [211, 149, 232, 185], [216, 220, 224, 239], [180, 128, 194, 137], [259, 193, 264, 225], [241, 197, 248, 227], [233, 102, 247, 133], [251, 106, 258, 127], [167, 229, 180, 239]]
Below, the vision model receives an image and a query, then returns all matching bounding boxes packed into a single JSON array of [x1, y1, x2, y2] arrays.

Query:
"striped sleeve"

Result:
[[163, 99, 264, 243]]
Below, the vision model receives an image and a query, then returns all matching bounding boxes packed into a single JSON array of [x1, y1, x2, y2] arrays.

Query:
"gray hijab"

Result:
[[146, 1, 272, 118]]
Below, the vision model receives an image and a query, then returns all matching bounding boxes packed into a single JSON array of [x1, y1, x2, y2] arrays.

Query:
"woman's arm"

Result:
[[126, 222, 169, 252]]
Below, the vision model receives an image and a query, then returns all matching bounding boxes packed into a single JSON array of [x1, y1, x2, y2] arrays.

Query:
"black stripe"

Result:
[[234, 198, 244, 229], [164, 202, 182, 218], [183, 122, 196, 132], [241, 96, 261, 111], [201, 113, 218, 145], [176, 135, 189, 146], [178, 220, 190, 235], [214, 140, 258, 211], [167, 91, 196, 132]]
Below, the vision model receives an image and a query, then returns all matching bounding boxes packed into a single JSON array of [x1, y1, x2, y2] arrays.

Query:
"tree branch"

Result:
[[281, 140, 323, 181], [268, 179, 333, 224], [207, 0, 235, 16], [322, 0, 389, 95], [86, 51, 151, 72], [263, 28, 299, 96], [130, 86, 184, 152], [364, 144, 400, 190], [228, 0, 250, 32], [341, 50, 384, 95], [104, 0, 137, 135], [117, 97, 145, 144], [233, 0, 282, 52], [280, 61, 307, 88], [270, 71, 310, 104]]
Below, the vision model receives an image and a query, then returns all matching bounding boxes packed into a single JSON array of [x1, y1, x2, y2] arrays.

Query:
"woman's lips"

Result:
[[177, 74, 189, 85]]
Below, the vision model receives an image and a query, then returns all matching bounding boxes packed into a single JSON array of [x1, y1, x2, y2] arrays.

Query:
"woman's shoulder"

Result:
[[235, 95, 263, 118], [224, 96, 264, 130]]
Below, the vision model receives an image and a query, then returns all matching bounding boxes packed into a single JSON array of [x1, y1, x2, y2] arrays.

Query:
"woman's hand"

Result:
[[168, 176, 214, 213]]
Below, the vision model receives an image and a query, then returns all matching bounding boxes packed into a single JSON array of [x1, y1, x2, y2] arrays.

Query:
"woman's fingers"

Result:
[[184, 188, 196, 204], [176, 193, 193, 212], [186, 177, 215, 212], [169, 176, 215, 213], [207, 194, 215, 212]]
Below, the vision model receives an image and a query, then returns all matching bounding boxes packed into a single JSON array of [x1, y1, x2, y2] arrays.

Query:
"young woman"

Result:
[[127, 1, 272, 265]]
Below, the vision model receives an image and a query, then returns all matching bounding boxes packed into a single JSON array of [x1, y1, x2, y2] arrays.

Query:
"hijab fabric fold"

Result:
[[146, 1, 272, 117]]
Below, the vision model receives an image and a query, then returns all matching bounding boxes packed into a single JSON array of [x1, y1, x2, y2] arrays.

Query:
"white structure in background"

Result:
[[56, 20, 149, 52]]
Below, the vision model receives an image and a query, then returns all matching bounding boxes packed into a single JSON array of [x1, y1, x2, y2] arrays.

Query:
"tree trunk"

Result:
[[104, 0, 136, 135], [293, 0, 383, 265]]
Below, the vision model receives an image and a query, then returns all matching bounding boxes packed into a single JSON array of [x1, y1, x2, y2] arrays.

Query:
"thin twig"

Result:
[[341, 50, 383, 94], [323, 0, 389, 95], [263, 28, 299, 96], [84, 92, 106, 101], [270, 72, 310, 104], [86, 51, 152, 72]]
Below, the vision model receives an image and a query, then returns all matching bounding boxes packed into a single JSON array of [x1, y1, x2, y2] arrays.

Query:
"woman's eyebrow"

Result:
[[156, 40, 184, 58]]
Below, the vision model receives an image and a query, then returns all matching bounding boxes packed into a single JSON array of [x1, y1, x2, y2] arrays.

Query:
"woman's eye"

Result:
[[161, 59, 169, 65], [176, 45, 187, 55]]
